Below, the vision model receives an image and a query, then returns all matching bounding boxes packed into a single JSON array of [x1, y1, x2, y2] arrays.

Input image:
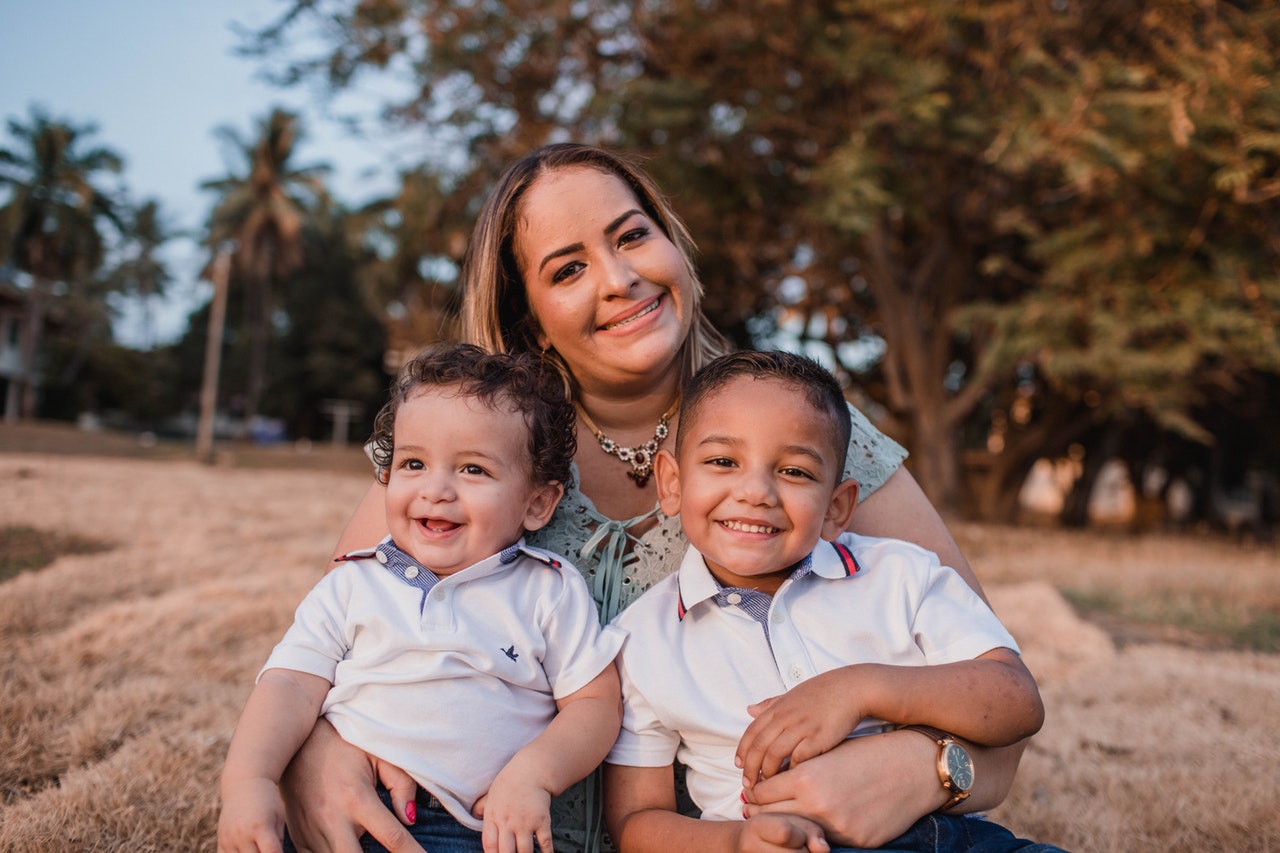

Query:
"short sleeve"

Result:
[[539, 566, 625, 699], [843, 402, 908, 502], [260, 568, 355, 683]]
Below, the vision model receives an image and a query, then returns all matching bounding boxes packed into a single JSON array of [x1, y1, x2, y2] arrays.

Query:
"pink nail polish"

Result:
[[406, 801, 417, 823]]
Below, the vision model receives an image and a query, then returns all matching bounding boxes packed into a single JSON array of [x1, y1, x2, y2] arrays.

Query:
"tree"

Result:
[[201, 108, 329, 424], [245, 1, 1280, 520], [107, 198, 177, 350], [0, 105, 123, 419]]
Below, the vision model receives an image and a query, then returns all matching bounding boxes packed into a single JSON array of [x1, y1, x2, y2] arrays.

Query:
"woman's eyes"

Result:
[[551, 260, 585, 284], [548, 226, 651, 283], [618, 226, 649, 246]]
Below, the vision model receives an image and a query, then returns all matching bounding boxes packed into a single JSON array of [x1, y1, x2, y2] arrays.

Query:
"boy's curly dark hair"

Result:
[[370, 343, 577, 489]]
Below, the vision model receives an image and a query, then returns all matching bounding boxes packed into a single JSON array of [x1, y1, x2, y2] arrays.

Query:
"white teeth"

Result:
[[602, 297, 659, 330], [720, 520, 779, 534]]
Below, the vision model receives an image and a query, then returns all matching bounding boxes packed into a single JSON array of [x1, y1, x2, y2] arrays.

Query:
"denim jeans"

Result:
[[283, 786, 484, 853], [830, 813, 1069, 853]]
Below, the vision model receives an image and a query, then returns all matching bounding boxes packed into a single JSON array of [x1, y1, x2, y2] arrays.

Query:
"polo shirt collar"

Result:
[[674, 538, 862, 620], [337, 536, 530, 593]]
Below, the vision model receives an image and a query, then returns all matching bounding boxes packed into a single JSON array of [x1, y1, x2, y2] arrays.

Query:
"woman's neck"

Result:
[[574, 378, 682, 441]]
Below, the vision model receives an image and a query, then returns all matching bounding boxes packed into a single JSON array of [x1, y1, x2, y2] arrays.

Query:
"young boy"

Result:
[[604, 351, 1055, 853], [218, 343, 624, 853]]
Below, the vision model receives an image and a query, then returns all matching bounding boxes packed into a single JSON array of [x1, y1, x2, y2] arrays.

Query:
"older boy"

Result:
[[604, 351, 1057, 853], [218, 344, 623, 853]]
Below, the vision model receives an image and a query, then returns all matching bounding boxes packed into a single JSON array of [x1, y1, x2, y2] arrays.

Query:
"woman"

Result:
[[279, 144, 1026, 853]]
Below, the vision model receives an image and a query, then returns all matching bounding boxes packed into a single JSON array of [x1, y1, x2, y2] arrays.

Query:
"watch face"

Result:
[[944, 743, 975, 792]]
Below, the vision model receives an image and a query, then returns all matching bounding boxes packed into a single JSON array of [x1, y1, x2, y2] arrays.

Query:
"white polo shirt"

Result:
[[263, 537, 625, 830], [606, 531, 1018, 822]]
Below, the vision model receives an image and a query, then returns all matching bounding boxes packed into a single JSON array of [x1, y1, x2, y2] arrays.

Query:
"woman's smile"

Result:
[[599, 294, 663, 332]]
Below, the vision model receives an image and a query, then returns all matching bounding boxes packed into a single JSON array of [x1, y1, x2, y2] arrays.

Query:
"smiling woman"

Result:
[[276, 143, 1029, 853]]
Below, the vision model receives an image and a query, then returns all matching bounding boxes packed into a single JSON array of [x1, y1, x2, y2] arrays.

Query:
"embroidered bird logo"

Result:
[[502, 645, 519, 661]]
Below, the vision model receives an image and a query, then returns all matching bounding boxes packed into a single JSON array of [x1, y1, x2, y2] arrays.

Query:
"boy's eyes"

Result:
[[404, 459, 424, 470], [461, 464, 488, 476], [780, 466, 817, 480]]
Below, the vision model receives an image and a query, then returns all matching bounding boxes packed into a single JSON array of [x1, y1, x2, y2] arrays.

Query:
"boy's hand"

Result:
[[472, 763, 553, 853], [737, 813, 830, 853], [217, 778, 287, 853], [736, 669, 864, 787]]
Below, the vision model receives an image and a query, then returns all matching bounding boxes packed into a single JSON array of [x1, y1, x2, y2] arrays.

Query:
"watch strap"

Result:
[[903, 725, 972, 811]]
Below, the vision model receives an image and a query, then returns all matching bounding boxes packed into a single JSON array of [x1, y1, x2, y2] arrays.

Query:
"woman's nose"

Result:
[[598, 251, 638, 298]]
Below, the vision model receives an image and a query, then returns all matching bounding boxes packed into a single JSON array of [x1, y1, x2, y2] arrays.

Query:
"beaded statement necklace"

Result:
[[575, 399, 680, 488]]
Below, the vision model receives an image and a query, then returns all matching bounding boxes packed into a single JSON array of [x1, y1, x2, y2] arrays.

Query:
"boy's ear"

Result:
[[654, 449, 682, 517], [820, 478, 859, 541], [522, 481, 565, 532]]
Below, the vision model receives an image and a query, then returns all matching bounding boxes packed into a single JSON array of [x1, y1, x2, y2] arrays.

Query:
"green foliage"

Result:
[[247, 0, 1280, 517]]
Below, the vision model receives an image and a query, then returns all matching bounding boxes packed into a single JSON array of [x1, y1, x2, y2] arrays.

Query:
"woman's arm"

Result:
[[850, 467, 985, 602], [327, 481, 388, 568]]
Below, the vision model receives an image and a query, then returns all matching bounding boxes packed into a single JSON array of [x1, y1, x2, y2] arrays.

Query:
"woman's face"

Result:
[[514, 166, 695, 397]]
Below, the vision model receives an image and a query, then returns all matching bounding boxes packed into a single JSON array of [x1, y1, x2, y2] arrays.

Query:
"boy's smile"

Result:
[[654, 375, 857, 595], [384, 387, 561, 576]]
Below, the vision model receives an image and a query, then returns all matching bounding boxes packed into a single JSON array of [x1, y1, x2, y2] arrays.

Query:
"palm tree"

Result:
[[108, 198, 176, 350], [0, 105, 123, 419], [201, 108, 328, 425]]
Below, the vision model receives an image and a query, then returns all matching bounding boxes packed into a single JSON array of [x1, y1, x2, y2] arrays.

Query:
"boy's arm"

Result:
[[218, 669, 331, 853], [737, 648, 1043, 786], [604, 763, 830, 853], [474, 661, 623, 853]]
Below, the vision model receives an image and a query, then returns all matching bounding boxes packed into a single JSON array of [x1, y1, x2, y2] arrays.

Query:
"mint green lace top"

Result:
[[527, 403, 907, 850]]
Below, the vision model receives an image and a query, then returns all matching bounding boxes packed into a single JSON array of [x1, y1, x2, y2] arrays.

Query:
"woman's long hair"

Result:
[[458, 143, 730, 398]]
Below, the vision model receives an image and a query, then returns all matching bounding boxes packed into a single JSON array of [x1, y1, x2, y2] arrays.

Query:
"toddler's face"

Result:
[[384, 387, 560, 576], [655, 376, 854, 594]]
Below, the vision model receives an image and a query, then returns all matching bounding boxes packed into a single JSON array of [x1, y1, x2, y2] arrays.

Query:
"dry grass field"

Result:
[[2, 423, 1278, 851]]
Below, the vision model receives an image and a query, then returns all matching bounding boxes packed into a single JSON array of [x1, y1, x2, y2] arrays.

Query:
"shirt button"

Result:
[[375, 550, 388, 564], [405, 566, 419, 579], [434, 588, 446, 601], [789, 665, 805, 680], [726, 592, 742, 605], [771, 612, 786, 624]]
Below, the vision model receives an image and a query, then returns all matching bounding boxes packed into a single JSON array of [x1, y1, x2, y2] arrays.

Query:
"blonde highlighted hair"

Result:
[[458, 143, 730, 397]]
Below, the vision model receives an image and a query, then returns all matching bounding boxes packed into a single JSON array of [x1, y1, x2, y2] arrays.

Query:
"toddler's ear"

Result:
[[654, 449, 682, 517], [821, 478, 859, 540], [523, 481, 565, 532]]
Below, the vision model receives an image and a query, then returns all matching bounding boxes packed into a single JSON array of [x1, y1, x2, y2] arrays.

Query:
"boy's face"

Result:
[[384, 386, 562, 576], [655, 376, 857, 594]]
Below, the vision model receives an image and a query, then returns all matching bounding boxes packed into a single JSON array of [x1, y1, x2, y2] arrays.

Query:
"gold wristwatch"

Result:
[[905, 725, 974, 811]]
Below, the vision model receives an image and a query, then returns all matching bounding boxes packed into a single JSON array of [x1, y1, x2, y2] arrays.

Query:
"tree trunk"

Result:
[[17, 274, 53, 420]]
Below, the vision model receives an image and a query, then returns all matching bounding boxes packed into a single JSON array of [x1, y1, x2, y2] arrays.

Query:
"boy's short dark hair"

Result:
[[678, 350, 852, 472], [370, 343, 577, 488]]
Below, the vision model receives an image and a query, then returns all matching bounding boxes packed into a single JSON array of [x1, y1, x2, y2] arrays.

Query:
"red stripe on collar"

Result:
[[832, 541, 860, 576]]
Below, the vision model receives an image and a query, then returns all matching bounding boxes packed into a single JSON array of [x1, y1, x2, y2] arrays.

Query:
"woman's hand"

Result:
[[741, 729, 940, 849], [278, 719, 422, 853]]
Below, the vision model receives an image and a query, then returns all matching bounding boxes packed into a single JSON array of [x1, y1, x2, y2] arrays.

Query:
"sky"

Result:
[[0, 0, 415, 347]]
